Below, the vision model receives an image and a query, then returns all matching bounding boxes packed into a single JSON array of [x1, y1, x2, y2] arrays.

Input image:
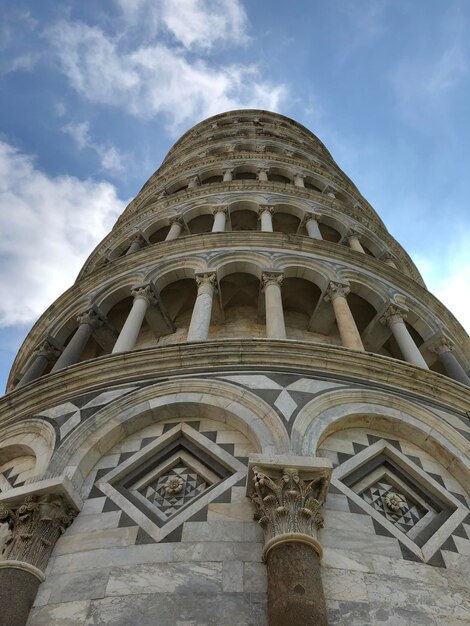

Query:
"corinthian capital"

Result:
[[324, 281, 350, 302], [248, 457, 332, 560], [131, 283, 157, 305], [77, 308, 103, 329], [380, 304, 408, 326], [258, 205, 275, 216], [34, 340, 61, 362], [169, 215, 184, 226], [0, 493, 77, 573], [212, 206, 229, 216], [195, 272, 217, 290], [261, 271, 284, 290], [429, 335, 454, 354]]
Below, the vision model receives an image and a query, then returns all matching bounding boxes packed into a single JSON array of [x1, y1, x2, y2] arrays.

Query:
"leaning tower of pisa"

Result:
[[1, 110, 470, 626]]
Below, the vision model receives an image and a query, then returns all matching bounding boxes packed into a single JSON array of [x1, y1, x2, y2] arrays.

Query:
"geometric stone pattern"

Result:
[[361, 480, 426, 532], [143, 466, 207, 518], [0, 455, 35, 493], [319, 427, 470, 568]]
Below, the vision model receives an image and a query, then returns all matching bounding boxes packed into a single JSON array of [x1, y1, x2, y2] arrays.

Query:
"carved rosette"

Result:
[[0, 494, 77, 573], [250, 467, 329, 558]]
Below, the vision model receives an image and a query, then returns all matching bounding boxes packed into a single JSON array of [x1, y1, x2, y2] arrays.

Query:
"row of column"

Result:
[[187, 169, 335, 189], [18, 275, 470, 388], [124, 209, 398, 268]]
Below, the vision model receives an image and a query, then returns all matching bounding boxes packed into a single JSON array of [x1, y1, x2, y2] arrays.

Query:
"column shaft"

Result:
[[223, 169, 233, 182], [166, 220, 183, 241], [331, 295, 364, 350], [294, 174, 305, 187], [347, 235, 365, 253], [16, 355, 49, 388], [266, 542, 328, 626], [51, 323, 93, 372], [187, 274, 216, 341], [260, 208, 274, 232], [112, 296, 149, 354], [0, 566, 42, 626], [438, 349, 470, 386], [389, 318, 428, 368], [263, 275, 286, 339], [212, 210, 227, 232], [126, 237, 144, 255], [306, 218, 322, 240], [257, 169, 269, 182]]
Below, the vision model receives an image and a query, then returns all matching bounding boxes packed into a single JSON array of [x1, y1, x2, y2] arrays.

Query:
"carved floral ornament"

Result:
[[0, 493, 77, 573], [249, 466, 330, 559]]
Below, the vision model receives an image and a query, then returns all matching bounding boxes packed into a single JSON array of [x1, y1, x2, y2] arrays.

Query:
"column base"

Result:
[[0, 561, 44, 626], [265, 541, 328, 626]]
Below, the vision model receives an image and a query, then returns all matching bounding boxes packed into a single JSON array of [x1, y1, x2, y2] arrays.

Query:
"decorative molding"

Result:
[[261, 271, 284, 290], [324, 281, 350, 301], [76, 308, 103, 329], [131, 283, 158, 305]]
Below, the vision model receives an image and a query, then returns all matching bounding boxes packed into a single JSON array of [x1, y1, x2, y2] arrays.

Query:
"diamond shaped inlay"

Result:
[[331, 439, 469, 562], [97, 423, 247, 543]]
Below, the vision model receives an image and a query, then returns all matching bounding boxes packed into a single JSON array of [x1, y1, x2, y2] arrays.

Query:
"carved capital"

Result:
[[0, 494, 77, 573], [380, 304, 408, 326], [324, 281, 350, 302], [259, 205, 275, 216], [195, 272, 217, 292], [429, 336, 454, 354], [262, 272, 284, 290], [212, 206, 229, 216], [169, 215, 184, 226], [131, 283, 157, 305], [324, 186, 337, 197], [76, 308, 103, 329], [380, 251, 395, 262], [302, 212, 321, 225], [34, 340, 61, 362], [248, 461, 331, 559]]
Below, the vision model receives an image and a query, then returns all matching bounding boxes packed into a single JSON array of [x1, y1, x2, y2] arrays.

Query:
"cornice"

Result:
[[2, 341, 470, 432]]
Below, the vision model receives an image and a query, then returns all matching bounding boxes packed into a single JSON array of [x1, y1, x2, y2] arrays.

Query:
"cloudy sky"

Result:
[[1, 0, 469, 390]]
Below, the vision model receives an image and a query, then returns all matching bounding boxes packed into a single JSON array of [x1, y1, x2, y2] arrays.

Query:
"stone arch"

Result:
[[291, 388, 470, 487], [47, 380, 289, 492], [0, 419, 56, 484]]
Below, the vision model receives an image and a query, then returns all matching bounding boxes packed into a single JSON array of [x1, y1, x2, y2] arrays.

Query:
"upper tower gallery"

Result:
[[8, 109, 470, 391]]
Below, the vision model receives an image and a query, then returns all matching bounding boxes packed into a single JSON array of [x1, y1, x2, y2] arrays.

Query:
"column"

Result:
[[430, 337, 470, 386], [262, 272, 286, 339], [187, 273, 217, 341], [51, 309, 103, 373], [248, 459, 332, 626], [343, 229, 365, 253], [257, 168, 269, 182], [0, 493, 77, 626], [325, 186, 336, 198], [223, 168, 233, 181], [380, 306, 428, 368], [126, 234, 146, 255], [294, 173, 305, 187], [325, 282, 364, 351], [212, 207, 228, 232], [187, 175, 199, 189], [380, 251, 397, 268], [16, 340, 61, 389], [112, 284, 156, 354], [303, 213, 322, 240], [165, 216, 184, 241], [259, 206, 274, 232]]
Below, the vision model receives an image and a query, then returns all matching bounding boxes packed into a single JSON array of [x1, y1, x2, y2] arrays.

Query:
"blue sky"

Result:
[[1, 0, 469, 390]]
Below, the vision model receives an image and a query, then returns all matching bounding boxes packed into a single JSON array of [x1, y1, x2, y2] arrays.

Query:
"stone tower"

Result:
[[1, 110, 470, 626]]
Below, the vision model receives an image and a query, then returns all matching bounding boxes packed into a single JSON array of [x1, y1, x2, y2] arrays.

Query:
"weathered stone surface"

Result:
[[0, 568, 40, 626], [266, 542, 328, 626]]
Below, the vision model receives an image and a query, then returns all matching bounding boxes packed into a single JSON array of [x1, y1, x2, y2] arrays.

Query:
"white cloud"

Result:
[[47, 20, 286, 132], [115, 0, 248, 50], [0, 140, 125, 327], [62, 121, 126, 174], [412, 231, 470, 335]]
